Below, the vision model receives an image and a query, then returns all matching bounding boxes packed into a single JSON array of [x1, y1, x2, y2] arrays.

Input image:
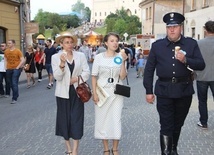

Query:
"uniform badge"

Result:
[[170, 13, 174, 21], [114, 56, 122, 64]]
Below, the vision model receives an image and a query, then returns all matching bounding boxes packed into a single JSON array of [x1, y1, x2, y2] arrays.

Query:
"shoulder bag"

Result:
[[76, 75, 92, 103], [114, 76, 131, 98]]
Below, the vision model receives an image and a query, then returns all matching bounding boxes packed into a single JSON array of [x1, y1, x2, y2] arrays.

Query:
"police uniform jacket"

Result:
[[143, 35, 205, 98]]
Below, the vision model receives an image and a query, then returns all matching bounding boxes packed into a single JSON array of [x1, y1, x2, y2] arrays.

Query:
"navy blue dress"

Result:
[[55, 61, 84, 140]]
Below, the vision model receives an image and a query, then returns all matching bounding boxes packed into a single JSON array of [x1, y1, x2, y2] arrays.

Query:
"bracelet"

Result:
[[59, 65, 65, 69]]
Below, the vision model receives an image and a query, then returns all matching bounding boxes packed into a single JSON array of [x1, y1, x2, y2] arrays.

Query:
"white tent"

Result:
[[83, 30, 100, 36]]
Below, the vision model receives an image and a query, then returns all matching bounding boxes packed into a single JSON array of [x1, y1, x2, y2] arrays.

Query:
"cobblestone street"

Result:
[[0, 68, 214, 155]]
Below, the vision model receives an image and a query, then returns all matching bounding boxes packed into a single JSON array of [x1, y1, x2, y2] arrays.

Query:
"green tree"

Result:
[[105, 7, 141, 39], [115, 7, 129, 19], [38, 23, 45, 34], [34, 9, 82, 32], [106, 13, 118, 19], [126, 22, 141, 37], [71, 0, 85, 13], [105, 18, 116, 33], [84, 7, 91, 22], [51, 26, 60, 40], [113, 19, 127, 38], [62, 15, 81, 29], [34, 9, 50, 27], [47, 13, 62, 28], [72, 0, 91, 22]]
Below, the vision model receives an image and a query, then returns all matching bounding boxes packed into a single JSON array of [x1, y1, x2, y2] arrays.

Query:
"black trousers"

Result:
[[35, 62, 43, 79], [157, 96, 192, 136]]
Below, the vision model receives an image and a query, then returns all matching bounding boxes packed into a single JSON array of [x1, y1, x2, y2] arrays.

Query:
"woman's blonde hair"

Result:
[[27, 45, 34, 51]]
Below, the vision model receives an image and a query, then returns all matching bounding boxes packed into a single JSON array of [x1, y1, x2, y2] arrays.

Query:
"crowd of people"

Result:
[[0, 11, 214, 155]]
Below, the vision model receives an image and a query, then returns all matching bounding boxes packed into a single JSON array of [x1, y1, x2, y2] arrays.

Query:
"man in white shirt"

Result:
[[0, 43, 10, 98]]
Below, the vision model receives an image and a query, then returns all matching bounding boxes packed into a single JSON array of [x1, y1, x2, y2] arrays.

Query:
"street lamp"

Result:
[[123, 32, 128, 42]]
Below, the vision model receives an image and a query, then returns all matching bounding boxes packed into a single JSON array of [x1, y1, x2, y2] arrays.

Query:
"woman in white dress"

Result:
[[91, 32, 128, 155]]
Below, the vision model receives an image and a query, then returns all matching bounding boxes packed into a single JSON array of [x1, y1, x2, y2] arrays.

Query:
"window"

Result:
[[105, 12, 106, 16], [146, 8, 148, 20], [191, 0, 196, 10], [149, 7, 152, 19], [95, 12, 97, 16], [100, 12, 101, 16], [191, 27, 195, 38], [0, 28, 6, 44]]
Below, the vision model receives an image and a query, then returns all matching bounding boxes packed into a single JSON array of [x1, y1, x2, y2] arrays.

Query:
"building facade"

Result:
[[0, 0, 30, 52], [90, 0, 142, 25], [139, 0, 214, 40], [139, 0, 183, 39], [184, 0, 214, 40]]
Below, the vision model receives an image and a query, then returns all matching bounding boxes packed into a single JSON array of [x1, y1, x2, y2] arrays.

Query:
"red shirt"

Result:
[[34, 51, 44, 63]]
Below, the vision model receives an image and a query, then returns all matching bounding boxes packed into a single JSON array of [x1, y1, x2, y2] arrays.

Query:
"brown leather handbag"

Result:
[[24, 53, 34, 71], [76, 75, 92, 103]]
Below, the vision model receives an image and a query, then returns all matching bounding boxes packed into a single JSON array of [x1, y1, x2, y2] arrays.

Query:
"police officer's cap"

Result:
[[163, 12, 185, 26]]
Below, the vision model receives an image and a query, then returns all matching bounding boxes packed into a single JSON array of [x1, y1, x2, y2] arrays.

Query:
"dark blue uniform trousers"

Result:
[[157, 96, 192, 136]]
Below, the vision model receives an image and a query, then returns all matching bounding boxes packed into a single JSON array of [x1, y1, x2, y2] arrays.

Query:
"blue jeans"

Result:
[[45, 64, 53, 75], [0, 72, 10, 95], [196, 81, 214, 125], [6, 69, 22, 101]]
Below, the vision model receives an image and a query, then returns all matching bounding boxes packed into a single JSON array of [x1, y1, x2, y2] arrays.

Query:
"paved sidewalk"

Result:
[[19, 70, 48, 84], [1, 66, 214, 155]]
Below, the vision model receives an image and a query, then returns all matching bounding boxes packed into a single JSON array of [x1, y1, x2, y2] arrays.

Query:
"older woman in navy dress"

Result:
[[52, 31, 90, 155]]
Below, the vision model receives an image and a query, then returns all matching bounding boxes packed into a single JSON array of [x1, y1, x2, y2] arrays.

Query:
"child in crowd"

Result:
[[136, 54, 145, 78]]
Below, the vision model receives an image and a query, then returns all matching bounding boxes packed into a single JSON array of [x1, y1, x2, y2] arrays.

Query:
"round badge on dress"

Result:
[[108, 78, 114, 83], [114, 57, 122, 64]]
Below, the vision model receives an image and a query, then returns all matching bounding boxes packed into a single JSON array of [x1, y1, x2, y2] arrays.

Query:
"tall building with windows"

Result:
[[139, 0, 183, 39], [90, 0, 142, 25], [139, 0, 214, 40], [184, 0, 214, 40], [0, 0, 30, 51]]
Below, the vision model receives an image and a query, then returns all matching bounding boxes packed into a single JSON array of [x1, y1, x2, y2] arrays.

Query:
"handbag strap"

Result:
[[117, 75, 129, 85], [29, 53, 34, 64], [78, 75, 85, 85]]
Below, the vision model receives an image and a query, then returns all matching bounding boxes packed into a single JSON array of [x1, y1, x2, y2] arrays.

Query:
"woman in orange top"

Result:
[[34, 45, 45, 82]]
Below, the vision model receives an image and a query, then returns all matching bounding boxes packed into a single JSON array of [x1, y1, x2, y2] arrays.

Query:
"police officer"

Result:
[[143, 12, 205, 155]]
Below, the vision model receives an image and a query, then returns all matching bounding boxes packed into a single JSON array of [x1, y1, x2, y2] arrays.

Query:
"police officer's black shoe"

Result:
[[171, 149, 178, 155], [171, 131, 180, 155], [160, 135, 172, 155]]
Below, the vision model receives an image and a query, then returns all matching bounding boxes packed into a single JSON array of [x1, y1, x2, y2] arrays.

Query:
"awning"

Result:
[[83, 31, 100, 36]]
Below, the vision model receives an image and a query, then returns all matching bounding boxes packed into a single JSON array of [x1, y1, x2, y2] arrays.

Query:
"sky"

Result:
[[30, 0, 92, 19]]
